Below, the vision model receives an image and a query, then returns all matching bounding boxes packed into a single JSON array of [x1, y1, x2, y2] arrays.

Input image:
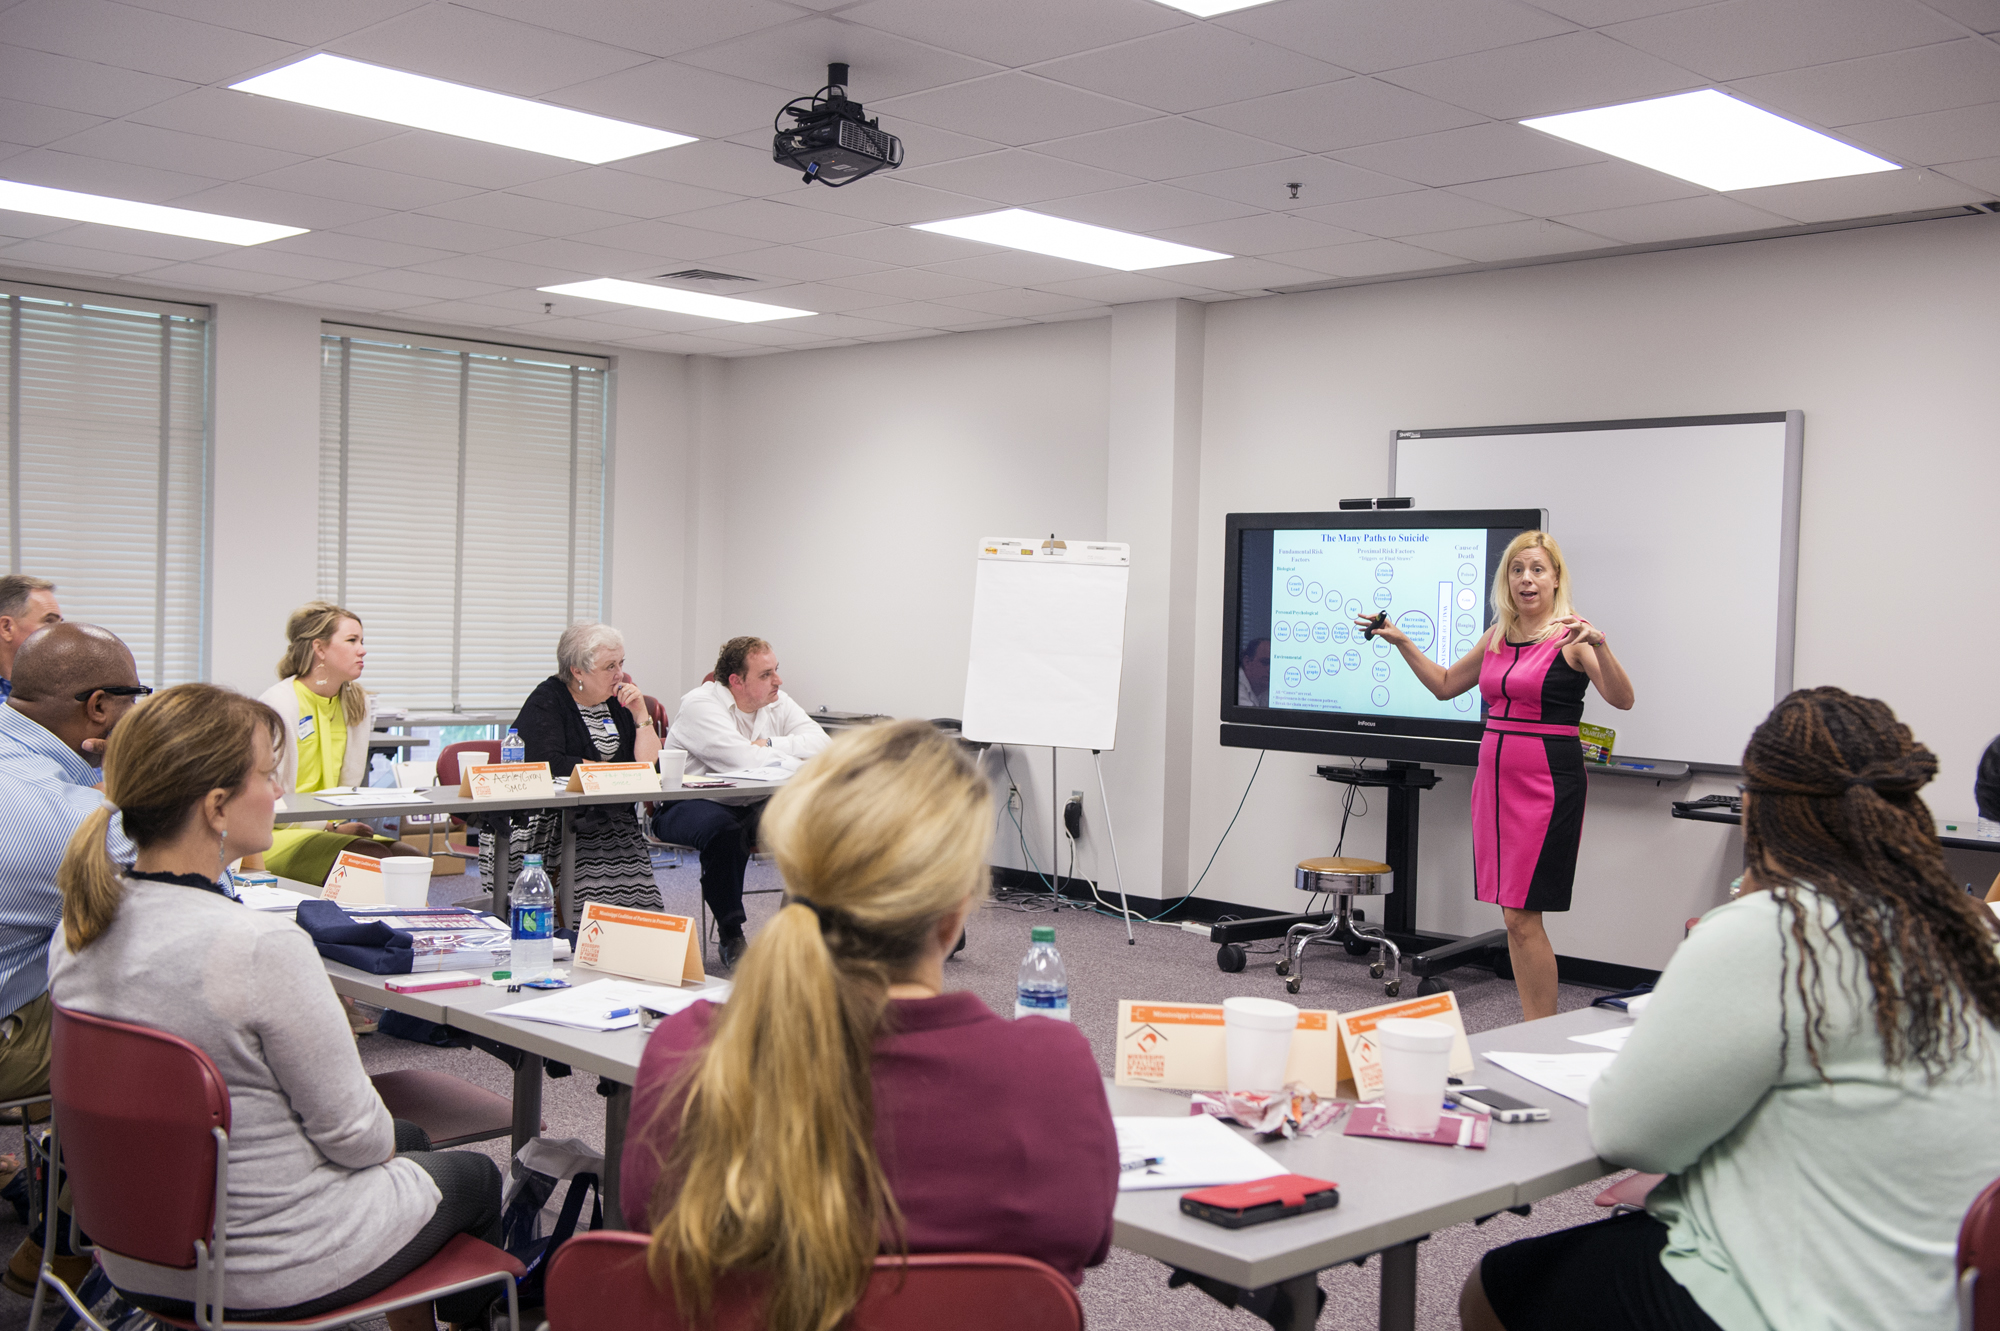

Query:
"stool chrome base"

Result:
[[1279, 896, 1403, 997]]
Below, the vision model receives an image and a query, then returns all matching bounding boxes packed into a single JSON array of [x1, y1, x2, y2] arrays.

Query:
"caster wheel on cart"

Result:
[[1369, 962, 1385, 980], [1285, 977, 1302, 995], [1384, 980, 1402, 997], [1275, 956, 1292, 977], [1217, 943, 1248, 973], [1345, 939, 1373, 957], [1416, 976, 1449, 997]]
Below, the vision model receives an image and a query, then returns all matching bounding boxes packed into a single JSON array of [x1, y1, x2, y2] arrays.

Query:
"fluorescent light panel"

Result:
[[0, 179, 306, 246], [911, 209, 1229, 271], [232, 54, 693, 165], [1523, 90, 1899, 192], [539, 278, 813, 324], [1152, 0, 1283, 14]]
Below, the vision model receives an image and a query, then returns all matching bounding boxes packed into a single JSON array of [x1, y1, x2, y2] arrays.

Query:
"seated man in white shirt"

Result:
[[654, 636, 829, 967]]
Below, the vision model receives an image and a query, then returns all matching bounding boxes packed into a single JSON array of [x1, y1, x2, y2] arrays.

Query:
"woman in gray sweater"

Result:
[[50, 683, 503, 1330]]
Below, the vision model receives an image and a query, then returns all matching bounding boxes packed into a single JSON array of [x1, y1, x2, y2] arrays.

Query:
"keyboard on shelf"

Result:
[[1672, 794, 1742, 814]]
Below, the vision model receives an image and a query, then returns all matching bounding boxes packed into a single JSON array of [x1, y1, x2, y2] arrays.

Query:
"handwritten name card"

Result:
[[566, 762, 662, 795], [460, 762, 554, 799]]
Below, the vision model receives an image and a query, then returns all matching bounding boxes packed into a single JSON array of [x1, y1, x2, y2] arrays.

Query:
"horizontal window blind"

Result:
[[319, 327, 607, 711], [1, 282, 209, 686]]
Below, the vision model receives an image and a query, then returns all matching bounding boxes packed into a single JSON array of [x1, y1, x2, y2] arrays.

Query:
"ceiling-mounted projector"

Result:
[[773, 63, 903, 187]]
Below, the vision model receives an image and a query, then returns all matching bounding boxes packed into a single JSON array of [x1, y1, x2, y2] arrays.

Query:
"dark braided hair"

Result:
[[1741, 686, 2000, 1080]]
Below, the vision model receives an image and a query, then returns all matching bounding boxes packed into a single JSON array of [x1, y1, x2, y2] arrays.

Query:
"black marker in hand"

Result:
[[1363, 610, 1389, 641]]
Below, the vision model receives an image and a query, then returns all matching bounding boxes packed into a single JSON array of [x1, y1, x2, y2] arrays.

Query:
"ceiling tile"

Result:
[[1188, 78, 1487, 154], [1451, 159, 1703, 213], [0, 147, 220, 201], [1603, 0, 1964, 80], [0, 0, 297, 83], [613, 138, 812, 197], [264, 229, 458, 267], [773, 311, 920, 339], [1725, 166, 1989, 220], [706, 243, 898, 281], [1411, 217, 1615, 260], [0, 237, 173, 274], [1159, 253, 1344, 290], [0, 97, 102, 147], [417, 192, 631, 238], [140, 260, 308, 293], [669, 197, 878, 243], [1937, 155, 2000, 192], [284, 280, 438, 310], [165, 182, 387, 230], [1149, 211, 1371, 254], [1915, 0, 2000, 31], [198, 245, 380, 281], [569, 218, 770, 260], [1030, 270, 1217, 301], [14, 219, 233, 262], [1840, 102, 2000, 166], [705, 321, 848, 347], [331, 133, 579, 191], [612, 330, 762, 354], [922, 249, 1106, 285], [0, 43, 194, 117], [484, 235, 687, 276], [1378, 30, 1702, 120], [1333, 121, 1604, 186], [772, 176, 1000, 225], [406, 253, 582, 287], [1729, 39, 2000, 128], [1299, 187, 1529, 235], [1040, 182, 1261, 231], [128, 87, 406, 157], [396, 297, 544, 327], [334, 212, 541, 253], [508, 168, 743, 218], [1214, 0, 1575, 75], [1029, 26, 1347, 115], [801, 223, 997, 265], [46, 120, 305, 181], [0, 211, 76, 241], [823, 266, 1003, 299], [1552, 193, 1794, 240], [1519, 0, 1712, 24], [1036, 117, 1295, 180], [545, 60, 793, 141], [864, 117, 1008, 169], [838, 0, 1188, 68], [338, 267, 510, 300], [1174, 154, 1424, 210], [247, 158, 483, 210], [328, 2, 652, 96], [861, 299, 1018, 328], [692, 279, 900, 312], [895, 149, 1141, 205], [452, 0, 798, 60], [114, 1, 425, 45], [877, 72, 1156, 147], [1264, 237, 1467, 279], [676, 15, 1003, 102]]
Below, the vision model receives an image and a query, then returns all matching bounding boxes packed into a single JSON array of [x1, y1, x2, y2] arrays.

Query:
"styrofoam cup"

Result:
[[658, 749, 687, 790], [379, 856, 433, 908], [1376, 1017, 1455, 1134], [1223, 996, 1299, 1092]]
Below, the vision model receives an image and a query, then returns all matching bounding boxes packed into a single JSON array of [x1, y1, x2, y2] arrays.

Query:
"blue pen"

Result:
[[605, 1006, 634, 1020]]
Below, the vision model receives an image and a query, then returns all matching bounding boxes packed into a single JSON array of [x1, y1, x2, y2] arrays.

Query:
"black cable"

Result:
[[1144, 751, 1265, 922]]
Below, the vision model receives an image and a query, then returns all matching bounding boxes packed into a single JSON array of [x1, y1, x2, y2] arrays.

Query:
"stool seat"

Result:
[[1294, 857, 1393, 897], [1297, 856, 1390, 875]]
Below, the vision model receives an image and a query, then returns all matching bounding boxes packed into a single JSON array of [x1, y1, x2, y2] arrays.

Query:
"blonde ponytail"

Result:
[[645, 721, 993, 1331], [57, 805, 125, 952]]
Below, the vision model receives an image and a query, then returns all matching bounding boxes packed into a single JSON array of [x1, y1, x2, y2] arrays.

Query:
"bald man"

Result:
[[0, 575, 61, 703]]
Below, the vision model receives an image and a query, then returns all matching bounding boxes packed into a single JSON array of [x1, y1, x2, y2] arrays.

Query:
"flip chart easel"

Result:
[[962, 537, 1138, 942]]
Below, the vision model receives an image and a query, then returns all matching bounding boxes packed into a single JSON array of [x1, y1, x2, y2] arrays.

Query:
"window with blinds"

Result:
[[1, 281, 209, 686], [318, 326, 607, 711]]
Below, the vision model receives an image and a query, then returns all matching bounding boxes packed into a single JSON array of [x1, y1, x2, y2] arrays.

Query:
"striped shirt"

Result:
[[0, 703, 132, 1019]]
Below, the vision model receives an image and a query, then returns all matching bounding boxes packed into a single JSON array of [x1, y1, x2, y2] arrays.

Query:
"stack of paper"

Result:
[[491, 978, 730, 1032], [317, 789, 434, 807], [239, 883, 315, 913], [1480, 1050, 1617, 1105], [1112, 1114, 1286, 1192], [344, 907, 512, 972]]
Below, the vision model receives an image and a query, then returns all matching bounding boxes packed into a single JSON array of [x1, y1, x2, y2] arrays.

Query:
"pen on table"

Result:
[[1120, 1155, 1164, 1173], [604, 1006, 634, 1020]]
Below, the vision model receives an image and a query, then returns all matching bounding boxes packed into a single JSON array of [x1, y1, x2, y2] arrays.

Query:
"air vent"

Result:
[[655, 269, 755, 282]]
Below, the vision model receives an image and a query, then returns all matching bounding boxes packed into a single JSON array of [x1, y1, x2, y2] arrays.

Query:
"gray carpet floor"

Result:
[[0, 857, 1629, 1330]]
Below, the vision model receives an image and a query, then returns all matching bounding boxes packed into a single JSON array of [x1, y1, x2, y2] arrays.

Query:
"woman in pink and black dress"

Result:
[[1363, 531, 1633, 1021]]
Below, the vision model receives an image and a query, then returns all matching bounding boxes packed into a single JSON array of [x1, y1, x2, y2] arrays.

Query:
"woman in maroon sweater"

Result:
[[622, 721, 1117, 1330]]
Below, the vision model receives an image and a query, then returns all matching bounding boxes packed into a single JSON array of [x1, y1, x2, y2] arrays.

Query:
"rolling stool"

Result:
[[1276, 857, 1402, 997]]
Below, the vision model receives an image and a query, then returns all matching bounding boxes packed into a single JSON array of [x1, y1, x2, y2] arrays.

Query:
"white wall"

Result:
[[603, 349, 690, 697]]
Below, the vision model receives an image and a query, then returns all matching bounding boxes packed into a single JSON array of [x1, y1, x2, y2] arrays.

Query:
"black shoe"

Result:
[[718, 932, 747, 969]]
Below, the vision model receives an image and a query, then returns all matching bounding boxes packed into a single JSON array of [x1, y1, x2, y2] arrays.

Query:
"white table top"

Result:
[[274, 778, 790, 824]]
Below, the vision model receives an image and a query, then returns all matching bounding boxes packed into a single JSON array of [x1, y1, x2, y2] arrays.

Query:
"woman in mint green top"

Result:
[[1464, 687, 2000, 1331]]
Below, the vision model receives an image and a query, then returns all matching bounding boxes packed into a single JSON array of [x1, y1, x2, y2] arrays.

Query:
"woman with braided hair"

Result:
[[1462, 687, 2000, 1331]]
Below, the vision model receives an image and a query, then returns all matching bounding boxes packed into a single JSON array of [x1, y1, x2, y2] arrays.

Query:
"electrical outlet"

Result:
[[1070, 789, 1083, 802]]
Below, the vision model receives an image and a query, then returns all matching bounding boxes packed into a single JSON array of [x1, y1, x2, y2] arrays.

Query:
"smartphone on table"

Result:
[[1449, 1087, 1550, 1124]]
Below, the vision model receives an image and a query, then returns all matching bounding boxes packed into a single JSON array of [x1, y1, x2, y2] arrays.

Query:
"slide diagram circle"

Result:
[[1458, 563, 1477, 586], [1331, 623, 1351, 644], [1343, 650, 1361, 670], [1454, 693, 1476, 712], [1323, 654, 1341, 675], [1283, 666, 1302, 688], [1371, 685, 1391, 708], [1312, 621, 1331, 643], [1372, 586, 1394, 608], [1286, 575, 1304, 597], [1373, 638, 1391, 657], [1303, 660, 1321, 681], [1294, 621, 1313, 642], [1345, 599, 1363, 618], [1370, 660, 1391, 683], [1454, 638, 1473, 657], [1306, 581, 1323, 603], [1457, 588, 1477, 610], [1454, 614, 1475, 635], [1375, 563, 1394, 584], [1273, 622, 1291, 641], [1394, 610, 1434, 651]]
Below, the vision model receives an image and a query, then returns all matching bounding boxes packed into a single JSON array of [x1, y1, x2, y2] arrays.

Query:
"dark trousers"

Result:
[[650, 797, 767, 936]]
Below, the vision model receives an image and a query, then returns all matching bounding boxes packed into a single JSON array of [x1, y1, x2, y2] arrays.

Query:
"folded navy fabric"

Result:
[[295, 898, 415, 974]]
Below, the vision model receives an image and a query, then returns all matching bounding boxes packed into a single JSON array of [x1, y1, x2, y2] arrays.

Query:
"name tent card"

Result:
[[1334, 991, 1474, 1100], [566, 762, 662, 795], [460, 762, 554, 799], [1114, 1001, 1342, 1095], [321, 850, 386, 905], [575, 902, 705, 986]]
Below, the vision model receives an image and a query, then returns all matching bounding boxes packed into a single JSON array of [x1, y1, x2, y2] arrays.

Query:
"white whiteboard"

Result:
[[1393, 414, 1800, 768], [962, 538, 1129, 751]]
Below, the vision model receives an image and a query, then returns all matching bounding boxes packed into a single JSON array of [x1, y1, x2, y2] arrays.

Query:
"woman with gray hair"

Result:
[[481, 623, 663, 911]]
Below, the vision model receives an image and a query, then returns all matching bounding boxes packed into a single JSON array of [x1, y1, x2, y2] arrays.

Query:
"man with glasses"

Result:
[[0, 575, 62, 703], [0, 623, 140, 1295]]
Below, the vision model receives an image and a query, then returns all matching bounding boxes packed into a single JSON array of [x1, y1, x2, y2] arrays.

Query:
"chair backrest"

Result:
[[644, 695, 669, 737], [544, 1233, 1083, 1331], [51, 1005, 231, 1270], [437, 740, 502, 787], [1961, 1176, 2000, 1329]]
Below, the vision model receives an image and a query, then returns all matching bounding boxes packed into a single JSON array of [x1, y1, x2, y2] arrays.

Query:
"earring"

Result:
[[218, 827, 229, 872]]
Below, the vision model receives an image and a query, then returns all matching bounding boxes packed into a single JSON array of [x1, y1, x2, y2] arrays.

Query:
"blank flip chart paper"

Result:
[[962, 539, 1130, 751]]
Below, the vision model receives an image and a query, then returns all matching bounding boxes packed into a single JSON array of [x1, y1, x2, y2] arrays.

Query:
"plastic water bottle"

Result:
[[1015, 925, 1069, 1021], [510, 854, 555, 980], [500, 727, 525, 765]]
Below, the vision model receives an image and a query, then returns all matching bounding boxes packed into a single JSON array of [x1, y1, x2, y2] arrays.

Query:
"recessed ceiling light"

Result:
[[232, 54, 694, 165], [1522, 90, 1899, 192], [539, 278, 813, 324], [0, 179, 307, 245], [911, 209, 1229, 271], [1150, 0, 1283, 14]]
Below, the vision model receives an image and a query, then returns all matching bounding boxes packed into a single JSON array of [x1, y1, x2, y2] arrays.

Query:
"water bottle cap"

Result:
[[523, 854, 543, 866], [1030, 926, 1055, 943]]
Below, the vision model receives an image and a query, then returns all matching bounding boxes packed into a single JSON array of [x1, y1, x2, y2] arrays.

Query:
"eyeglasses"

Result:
[[73, 684, 154, 702]]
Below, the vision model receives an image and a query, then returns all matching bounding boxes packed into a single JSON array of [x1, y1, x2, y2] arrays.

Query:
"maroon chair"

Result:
[[36, 1005, 522, 1331], [437, 739, 502, 788], [1960, 1176, 2000, 1329], [543, 1231, 1084, 1331]]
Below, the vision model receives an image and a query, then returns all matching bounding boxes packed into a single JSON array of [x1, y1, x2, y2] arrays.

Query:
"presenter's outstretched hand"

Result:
[[1354, 614, 1410, 649], [1551, 615, 1606, 648]]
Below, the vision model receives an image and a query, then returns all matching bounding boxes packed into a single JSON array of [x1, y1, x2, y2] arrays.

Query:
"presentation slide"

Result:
[[1265, 527, 1487, 721]]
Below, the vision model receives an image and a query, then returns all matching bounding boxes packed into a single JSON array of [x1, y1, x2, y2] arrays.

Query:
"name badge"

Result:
[[297, 714, 316, 740]]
